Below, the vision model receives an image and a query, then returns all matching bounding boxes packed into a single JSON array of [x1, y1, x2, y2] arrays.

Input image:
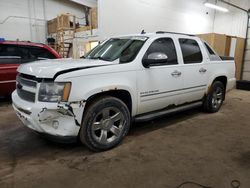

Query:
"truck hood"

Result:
[[18, 59, 115, 78]]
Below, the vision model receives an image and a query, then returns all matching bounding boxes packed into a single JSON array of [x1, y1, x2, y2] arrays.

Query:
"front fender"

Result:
[[62, 72, 138, 116]]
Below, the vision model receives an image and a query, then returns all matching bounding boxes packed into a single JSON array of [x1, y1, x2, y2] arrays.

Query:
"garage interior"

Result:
[[0, 0, 250, 187]]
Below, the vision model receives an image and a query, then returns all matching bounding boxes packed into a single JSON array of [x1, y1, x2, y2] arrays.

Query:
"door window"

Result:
[[0, 44, 21, 64], [179, 39, 203, 64], [28, 46, 56, 59], [144, 38, 178, 65]]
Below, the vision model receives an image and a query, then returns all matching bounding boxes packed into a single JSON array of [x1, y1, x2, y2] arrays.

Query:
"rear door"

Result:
[[137, 37, 183, 114], [0, 44, 20, 96], [177, 38, 209, 103]]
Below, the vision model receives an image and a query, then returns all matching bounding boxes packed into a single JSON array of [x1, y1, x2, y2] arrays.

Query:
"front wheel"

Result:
[[80, 96, 131, 151], [203, 81, 225, 113]]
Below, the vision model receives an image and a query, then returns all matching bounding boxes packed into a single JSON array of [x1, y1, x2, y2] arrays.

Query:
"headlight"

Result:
[[38, 82, 71, 102]]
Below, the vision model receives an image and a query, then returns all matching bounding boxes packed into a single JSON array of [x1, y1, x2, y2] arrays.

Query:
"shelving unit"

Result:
[[47, 8, 98, 58]]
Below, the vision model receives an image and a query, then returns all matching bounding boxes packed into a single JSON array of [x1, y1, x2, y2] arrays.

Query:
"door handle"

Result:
[[171, 70, 182, 77], [199, 68, 207, 73]]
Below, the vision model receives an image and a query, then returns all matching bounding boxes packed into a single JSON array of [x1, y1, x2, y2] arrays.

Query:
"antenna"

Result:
[[141, 30, 146, 34]]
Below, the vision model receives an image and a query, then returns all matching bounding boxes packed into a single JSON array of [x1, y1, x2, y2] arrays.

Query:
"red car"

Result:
[[0, 40, 60, 97]]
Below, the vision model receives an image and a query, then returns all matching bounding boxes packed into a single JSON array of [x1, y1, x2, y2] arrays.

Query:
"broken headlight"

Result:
[[38, 82, 71, 102]]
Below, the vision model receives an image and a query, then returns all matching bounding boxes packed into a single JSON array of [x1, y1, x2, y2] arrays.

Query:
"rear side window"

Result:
[[144, 38, 178, 65], [27, 46, 56, 59], [0, 44, 21, 64], [0, 44, 20, 57], [179, 39, 203, 64]]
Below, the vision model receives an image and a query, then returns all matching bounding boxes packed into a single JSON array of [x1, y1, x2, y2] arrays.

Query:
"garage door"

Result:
[[242, 17, 250, 80]]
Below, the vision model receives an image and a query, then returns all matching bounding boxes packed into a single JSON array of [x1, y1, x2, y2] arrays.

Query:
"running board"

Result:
[[134, 101, 202, 122]]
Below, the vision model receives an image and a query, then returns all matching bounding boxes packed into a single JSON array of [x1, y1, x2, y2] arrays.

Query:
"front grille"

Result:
[[16, 74, 37, 87], [17, 87, 36, 102], [16, 74, 37, 103]]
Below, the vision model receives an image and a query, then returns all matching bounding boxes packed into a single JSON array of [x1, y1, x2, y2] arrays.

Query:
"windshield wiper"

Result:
[[88, 56, 110, 61]]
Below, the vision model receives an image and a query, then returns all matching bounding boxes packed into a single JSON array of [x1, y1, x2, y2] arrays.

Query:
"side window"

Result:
[[0, 44, 21, 64], [179, 39, 203, 64], [28, 47, 56, 60], [144, 38, 178, 65], [0, 44, 20, 57], [19, 47, 35, 63], [19, 46, 56, 63]]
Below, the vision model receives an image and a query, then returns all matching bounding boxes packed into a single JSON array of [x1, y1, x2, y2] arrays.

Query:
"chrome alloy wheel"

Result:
[[91, 107, 125, 144], [211, 87, 223, 109]]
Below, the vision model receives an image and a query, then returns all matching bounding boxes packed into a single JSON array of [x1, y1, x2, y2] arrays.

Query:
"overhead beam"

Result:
[[70, 0, 97, 8], [219, 0, 248, 13]]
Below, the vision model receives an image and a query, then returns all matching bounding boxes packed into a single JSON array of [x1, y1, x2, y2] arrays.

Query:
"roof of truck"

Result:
[[114, 31, 199, 40]]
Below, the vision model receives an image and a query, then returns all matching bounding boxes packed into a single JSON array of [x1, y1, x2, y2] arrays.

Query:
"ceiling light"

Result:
[[204, 2, 229, 12]]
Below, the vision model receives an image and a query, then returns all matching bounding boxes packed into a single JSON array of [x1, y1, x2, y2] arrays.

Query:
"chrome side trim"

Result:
[[0, 80, 16, 84], [0, 66, 18, 69], [141, 88, 205, 102], [0, 56, 21, 59], [140, 85, 207, 98]]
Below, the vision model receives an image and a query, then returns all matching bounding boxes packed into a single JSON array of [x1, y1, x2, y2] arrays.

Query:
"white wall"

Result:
[[213, 0, 249, 38], [0, 0, 86, 43], [98, 0, 250, 39], [1, 0, 249, 43], [98, 0, 216, 39]]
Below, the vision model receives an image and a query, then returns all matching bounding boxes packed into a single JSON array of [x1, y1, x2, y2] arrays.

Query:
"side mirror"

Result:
[[142, 52, 168, 68]]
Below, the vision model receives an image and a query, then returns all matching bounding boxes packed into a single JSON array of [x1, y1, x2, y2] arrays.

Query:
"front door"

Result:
[[137, 37, 183, 114]]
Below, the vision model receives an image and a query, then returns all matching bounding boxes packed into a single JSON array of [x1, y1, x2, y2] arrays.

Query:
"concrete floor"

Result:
[[0, 90, 250, 188]]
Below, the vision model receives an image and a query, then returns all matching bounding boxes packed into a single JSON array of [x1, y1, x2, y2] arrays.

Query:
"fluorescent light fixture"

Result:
[[204, 2, 229, 12]]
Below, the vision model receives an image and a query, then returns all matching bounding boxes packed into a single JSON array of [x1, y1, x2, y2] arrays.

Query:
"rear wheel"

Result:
[[80, 96, 131, 151], [203, 81, 225, 113]]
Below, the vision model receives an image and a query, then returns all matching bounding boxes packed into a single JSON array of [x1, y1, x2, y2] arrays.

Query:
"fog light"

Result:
[[52, 120, 59, 129]]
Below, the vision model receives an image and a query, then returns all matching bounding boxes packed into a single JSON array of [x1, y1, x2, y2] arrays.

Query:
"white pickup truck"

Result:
[[12, 32, 236, 151]]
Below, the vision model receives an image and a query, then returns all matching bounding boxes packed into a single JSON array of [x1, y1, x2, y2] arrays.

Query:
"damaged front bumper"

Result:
[[12, 91, 85, 138]]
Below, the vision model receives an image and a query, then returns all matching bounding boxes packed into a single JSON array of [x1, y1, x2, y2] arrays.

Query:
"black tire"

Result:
[[203, 81, 225, 113], [80, 96, 131, 151]]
